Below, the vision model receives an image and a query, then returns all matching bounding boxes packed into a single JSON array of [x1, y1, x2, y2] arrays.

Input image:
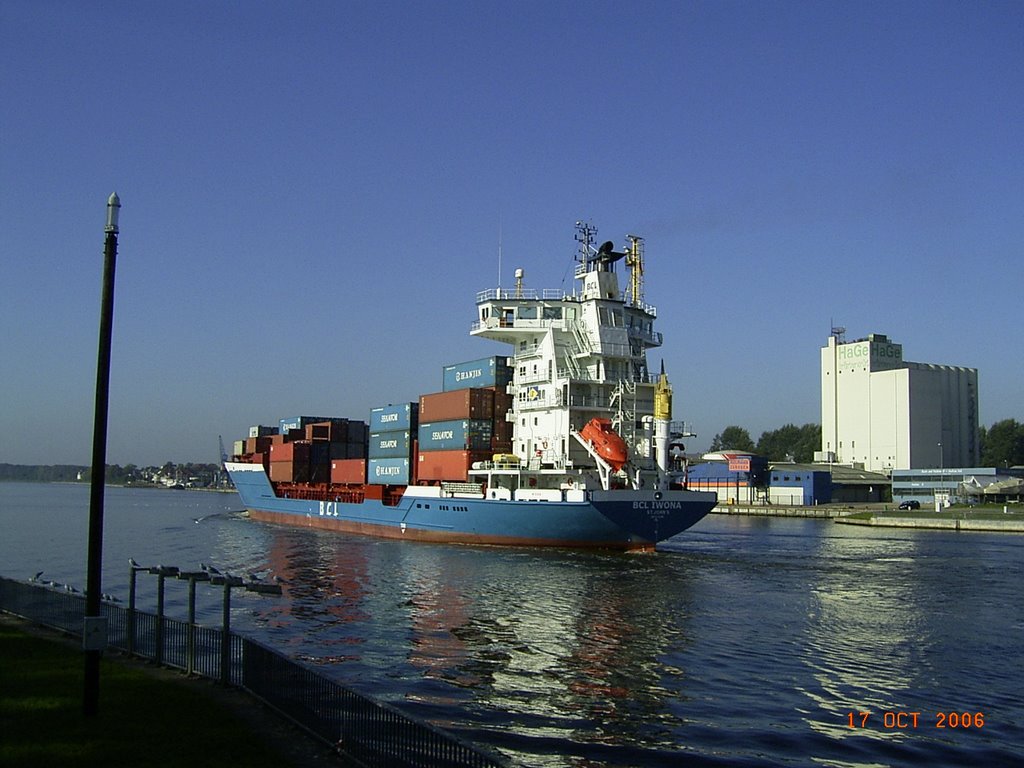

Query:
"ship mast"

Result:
[[625, 235, 644, 307]]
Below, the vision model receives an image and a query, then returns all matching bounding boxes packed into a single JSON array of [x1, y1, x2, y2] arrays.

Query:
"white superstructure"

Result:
[[471, 223, 673, 491], [820, 332, 979, 472]]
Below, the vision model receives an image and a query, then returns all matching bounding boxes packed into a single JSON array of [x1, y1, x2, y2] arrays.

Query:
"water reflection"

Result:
[[798, 533, 930, 744], [235, 524, 700, 757]]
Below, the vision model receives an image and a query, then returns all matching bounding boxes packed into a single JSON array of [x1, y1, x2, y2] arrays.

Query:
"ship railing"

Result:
[[476, 287, 565, 303], [627, 299, 658, 317], [627, 326, 663, 345], [0, 577, 509, 768]]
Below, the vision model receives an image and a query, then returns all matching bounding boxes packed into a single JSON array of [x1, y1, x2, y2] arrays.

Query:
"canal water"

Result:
[[1, 482, 1021, 766]]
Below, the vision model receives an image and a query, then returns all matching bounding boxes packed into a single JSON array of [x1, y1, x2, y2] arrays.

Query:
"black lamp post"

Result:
[[83, 193, 120, 717]]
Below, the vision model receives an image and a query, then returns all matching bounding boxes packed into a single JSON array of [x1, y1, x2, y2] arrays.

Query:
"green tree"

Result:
[[980, 419, 1024, 467], [709, 426, 755, 453], [756, 423, 821, 463]]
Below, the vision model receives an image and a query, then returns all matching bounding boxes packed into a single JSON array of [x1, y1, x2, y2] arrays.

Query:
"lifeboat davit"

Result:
[[580, 418, 628, 471]]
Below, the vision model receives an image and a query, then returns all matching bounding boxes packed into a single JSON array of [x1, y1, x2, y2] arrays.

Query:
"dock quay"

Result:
[[711, 503, 873, 519]]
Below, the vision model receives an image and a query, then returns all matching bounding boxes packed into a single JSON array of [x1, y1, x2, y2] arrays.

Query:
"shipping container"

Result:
[[269, 440, 311, 463], [279, 416, 333, 434], [249, 425, 279, 438], [309, 462, 330, 485], [368, 458, 411, 485], [493, 390, 513, 416], [248, 452, 269, 469], [244, 436, 274, 455], [233, 439, 246, 457], [492, 420, 513, 444], [491, 439, 513, 454], [368, 431, 412, 459], [330, 459, 366, 484], [419, 388, 495, 422], [329, 441, 366, 460], [304, 418, 366, 443], [418, 420, 493, 452], [310, 442, 330, 466], [416, 450, 492, 482], [442, 356, 512, 392], [369, 403, 419, 433], [269, 460, 310, 483]]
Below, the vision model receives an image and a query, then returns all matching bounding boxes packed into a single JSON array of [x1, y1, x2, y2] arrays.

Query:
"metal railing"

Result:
[[0, 577, 507, 768]]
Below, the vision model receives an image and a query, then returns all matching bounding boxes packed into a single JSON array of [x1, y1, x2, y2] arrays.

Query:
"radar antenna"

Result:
[[574, 220, 597, 266]]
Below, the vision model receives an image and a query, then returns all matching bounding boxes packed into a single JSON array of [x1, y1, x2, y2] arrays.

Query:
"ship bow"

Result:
[[589, 489, 717, 543]]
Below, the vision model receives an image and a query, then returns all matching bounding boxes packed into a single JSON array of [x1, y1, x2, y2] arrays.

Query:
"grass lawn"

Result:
[[0, 620, 319, 768]]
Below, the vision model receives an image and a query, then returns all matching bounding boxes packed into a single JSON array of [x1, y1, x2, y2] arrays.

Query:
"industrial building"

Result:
[[688, 453, 888, 505], [819, 332, 979, 472]]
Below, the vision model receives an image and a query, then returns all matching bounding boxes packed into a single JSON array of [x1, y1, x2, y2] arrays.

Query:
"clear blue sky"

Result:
[[2, 1, 1021, 466]]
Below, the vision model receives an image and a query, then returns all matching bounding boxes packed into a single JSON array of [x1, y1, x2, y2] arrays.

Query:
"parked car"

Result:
[[898, 500, 921, 510]]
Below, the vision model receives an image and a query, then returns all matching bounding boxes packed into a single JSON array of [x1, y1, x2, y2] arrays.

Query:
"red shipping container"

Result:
[[248, 452, 269, 469], [417, 450, 492, 482], [419, 389, 494, 423], [331, 459, 366, 484], [269, 440, 311, 463]]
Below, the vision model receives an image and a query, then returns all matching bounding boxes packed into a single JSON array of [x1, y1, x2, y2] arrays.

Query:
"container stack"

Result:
[[418, 356, 514, 482], [262, 416, 367, 484], [234, 425, 279, 466], [367, 403, 418, 485]]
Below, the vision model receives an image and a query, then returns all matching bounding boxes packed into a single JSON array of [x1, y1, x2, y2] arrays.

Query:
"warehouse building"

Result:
[[819, 332, 979, 472]]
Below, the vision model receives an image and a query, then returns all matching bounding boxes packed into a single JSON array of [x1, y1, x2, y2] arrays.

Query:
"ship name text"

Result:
[[632, 501, 683, 510]]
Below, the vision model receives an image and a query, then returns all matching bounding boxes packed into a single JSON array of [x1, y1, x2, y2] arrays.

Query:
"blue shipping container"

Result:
[[369, 403, 419, 433], [418, 420, 493, 451], [368, 458, 411, 485], [442, 356, 512, 392], [368, 431, 412, 459]]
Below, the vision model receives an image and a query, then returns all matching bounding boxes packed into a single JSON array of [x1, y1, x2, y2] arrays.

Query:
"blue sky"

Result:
[[1, 0, 1021, 466]]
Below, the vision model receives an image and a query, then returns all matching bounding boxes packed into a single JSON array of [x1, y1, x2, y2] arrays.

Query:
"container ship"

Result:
[[225, 222, 716, 550]]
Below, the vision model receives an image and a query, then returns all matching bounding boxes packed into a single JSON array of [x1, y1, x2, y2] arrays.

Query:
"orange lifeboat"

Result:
[[580, 418, 628, 471]]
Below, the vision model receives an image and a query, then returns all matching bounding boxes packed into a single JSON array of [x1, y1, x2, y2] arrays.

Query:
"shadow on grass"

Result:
[[0, 621, 313, 768]]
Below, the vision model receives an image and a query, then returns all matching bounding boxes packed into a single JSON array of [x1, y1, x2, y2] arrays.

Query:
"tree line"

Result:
[[708, 424, 821, 463], [0, 462, 222, 486], [707, 419, 1024, 467]]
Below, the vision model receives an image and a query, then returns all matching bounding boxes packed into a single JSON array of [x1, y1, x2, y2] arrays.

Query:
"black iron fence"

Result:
[[0, 577, 508, 768]]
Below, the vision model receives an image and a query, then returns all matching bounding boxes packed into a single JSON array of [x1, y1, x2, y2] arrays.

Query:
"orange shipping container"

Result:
[[417, 450, 492, 482], [331, 459, 366, 484], [269, 461, 309, 483], [419, 389, 494, 423]]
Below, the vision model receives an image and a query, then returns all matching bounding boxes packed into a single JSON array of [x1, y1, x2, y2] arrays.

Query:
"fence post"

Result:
[[127, 566, 137, 656], [220, 578, 233, 686]]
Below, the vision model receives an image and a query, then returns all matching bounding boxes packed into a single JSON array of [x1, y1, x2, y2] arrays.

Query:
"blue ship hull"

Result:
[[226, 462, 716, 549]]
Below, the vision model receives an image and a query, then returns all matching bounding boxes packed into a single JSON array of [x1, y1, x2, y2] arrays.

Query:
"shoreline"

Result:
[[711, 503, 1024, 532]]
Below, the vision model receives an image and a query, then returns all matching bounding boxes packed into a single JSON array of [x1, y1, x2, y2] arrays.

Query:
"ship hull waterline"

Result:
[[227, 462, 716, 551]]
